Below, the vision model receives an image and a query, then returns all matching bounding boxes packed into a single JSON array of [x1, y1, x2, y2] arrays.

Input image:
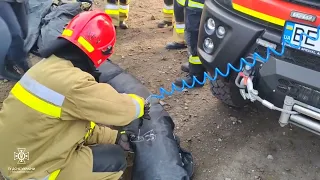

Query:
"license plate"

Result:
[[282, 21, 320, 57]]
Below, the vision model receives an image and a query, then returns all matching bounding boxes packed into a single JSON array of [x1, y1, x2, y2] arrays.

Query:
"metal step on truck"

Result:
[[197, 0, 320, 135]]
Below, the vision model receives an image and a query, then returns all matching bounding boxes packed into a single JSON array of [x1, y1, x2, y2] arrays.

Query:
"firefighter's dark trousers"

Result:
[[0, 2, 29, 80], [185, 6, 205, 76], [90, 144, 127, 173]]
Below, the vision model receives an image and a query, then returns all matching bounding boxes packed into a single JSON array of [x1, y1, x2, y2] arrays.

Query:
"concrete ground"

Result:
[[0, 0, 320, 179]]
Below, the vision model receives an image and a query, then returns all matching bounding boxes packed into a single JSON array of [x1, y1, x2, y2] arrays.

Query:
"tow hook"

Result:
[[235, 65, 298, 115]]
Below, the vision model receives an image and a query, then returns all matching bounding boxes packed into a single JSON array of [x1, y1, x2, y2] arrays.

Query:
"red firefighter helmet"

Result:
[[60, 10, 116, 67]]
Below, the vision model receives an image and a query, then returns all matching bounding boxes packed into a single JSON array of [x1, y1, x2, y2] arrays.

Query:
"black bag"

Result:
[[98, 61, 194, 180]]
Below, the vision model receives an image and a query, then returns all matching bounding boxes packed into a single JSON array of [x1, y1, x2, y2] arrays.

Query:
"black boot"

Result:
[[1, 66, 22, 82], [119, 21, 129, 29], [165, 42, 187, 50], [175, 63, 205, 88], [16, 59, 30, 74], [181, 62, 189, 72], [174, 73, 204, 88], [158, 20, 172, 28]]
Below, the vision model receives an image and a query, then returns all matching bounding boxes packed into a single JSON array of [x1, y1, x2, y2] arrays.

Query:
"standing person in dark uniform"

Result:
[[0, 0, 30, 81], [174, 0, 205, 87]]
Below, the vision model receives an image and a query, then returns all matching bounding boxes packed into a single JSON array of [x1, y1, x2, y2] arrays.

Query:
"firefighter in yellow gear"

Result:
[[165, 0, 187, 50], [158, 0, 174, 28], [0, 10, 147, 180], [105, 0, 130, 29]]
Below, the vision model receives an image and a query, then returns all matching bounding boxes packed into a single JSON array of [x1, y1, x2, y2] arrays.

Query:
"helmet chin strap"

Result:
[[39, 38, 69, 58], [53, 41, 101, 81]]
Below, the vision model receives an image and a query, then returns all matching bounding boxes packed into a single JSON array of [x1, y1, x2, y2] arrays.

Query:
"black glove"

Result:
[[142, 103, 151, 120], [116, 130, 134, 151]]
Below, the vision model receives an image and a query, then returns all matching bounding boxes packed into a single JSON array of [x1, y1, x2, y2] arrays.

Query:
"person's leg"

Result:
[[0, 2, 29, 73], [165, 0, 187, 50], [105, 0, 120, 27], [56, 145, 126, 180], [158, 0, 173, 28], [0, 17, 11, 81], [90, 144, 127, 172], [119, 0, 130, 29], [174, 7, 205, 88]]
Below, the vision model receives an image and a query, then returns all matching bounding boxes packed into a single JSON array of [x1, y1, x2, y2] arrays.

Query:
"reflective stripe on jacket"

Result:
[[176, 0, 186, 7], [0, 55, 140, 179]]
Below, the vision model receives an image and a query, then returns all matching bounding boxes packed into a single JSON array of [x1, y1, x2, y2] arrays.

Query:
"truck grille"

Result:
[[277, 79, 320, 109], [286, 0, 320, 9], [255, 45, 320, 72]]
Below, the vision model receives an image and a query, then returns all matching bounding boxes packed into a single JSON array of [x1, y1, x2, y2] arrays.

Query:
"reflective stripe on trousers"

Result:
[[174, 23, 185, 34], [105, 4, 119, 15], [119, 4, 129, 14], [187, 0, 204, 9], [188, 56, 202, 65], [163, 4, 173, 14]]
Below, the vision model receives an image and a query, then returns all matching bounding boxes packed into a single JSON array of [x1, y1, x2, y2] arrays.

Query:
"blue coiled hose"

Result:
[[146, 25, 320, 102]]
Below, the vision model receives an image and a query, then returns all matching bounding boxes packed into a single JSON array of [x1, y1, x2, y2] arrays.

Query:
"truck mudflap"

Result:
[[98, 61, 194, 180]]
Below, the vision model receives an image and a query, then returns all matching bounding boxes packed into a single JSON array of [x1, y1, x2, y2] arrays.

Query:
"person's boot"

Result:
[[17, 60, 30, 73], [181, 62, 189, 72], [174, 73, 204, 88], [119, 21, 129, 29], [174, 63, 205, 88], [165, 42, 187, 50], [1, 66, 22, 82], [158, 20, 172, 28]]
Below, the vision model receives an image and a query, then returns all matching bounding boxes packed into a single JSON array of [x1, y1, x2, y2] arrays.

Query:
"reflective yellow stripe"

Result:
[[62, 29, 73, 37], [175, 28, 184, 34], [188, 0, 204, 9], [188, 56, 202, 65], [163, 5, 173, 14], [85, 121, 96, 140], [119, 9, 129, 14], [177, 0, 185, 6], [20, 74, 65, 106], [11, 83, 62, 118], [105, 9, 119, 15], [232, 3, 285, 26], [128, 94, 144, 118], [78, 36, 94, 53], [48, 169, 61, 180], [175, 24, 185, 34], [163, 8, 174, 14]]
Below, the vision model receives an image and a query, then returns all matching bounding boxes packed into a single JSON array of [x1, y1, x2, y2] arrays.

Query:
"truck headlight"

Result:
[[216, 26, 226, 38], [205, 18, 216, 35], [203, 38, 214, 54]]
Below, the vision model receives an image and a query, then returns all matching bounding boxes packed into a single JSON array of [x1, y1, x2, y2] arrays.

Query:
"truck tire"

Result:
[[210, 76, 247, 108]]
